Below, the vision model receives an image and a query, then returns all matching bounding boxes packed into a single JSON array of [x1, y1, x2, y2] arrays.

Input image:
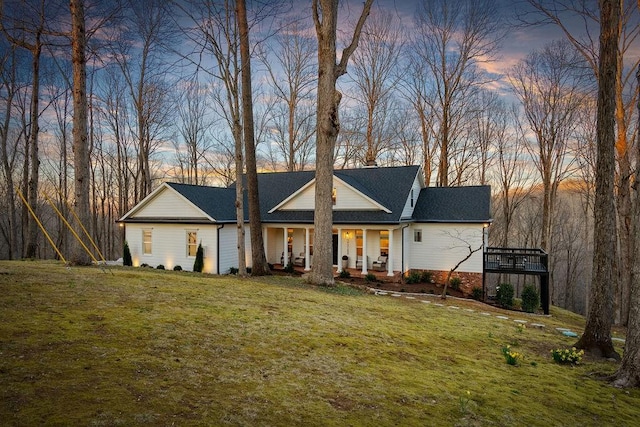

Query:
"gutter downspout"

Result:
[[216, 224, 225, 274], [401, 223, 410, 275]]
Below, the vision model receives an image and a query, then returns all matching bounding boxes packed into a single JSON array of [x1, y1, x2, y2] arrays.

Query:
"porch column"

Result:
[[361, 228, 368, 275], [304, 227, 311, 271], [283, 227, 288, 266], [336, 227, 343, 272], [387, 228, 394, 276]]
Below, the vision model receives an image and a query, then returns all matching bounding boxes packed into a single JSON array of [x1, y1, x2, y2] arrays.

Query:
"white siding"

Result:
[[279, 179, 381, 211], [126, 223, 217, 273], [218, 225, 253, 273], [400, 174, 423, 219], [408, 224, 484, 273], [133, 188, 206, 219]]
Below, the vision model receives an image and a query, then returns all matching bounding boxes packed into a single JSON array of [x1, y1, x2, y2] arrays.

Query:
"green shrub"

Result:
[[364, 273, 377, 283], [193, 243, 204, 272], [521, 284, 540, 313], [173, 265, 182, 271], [283, 262, 294, 273], [339, 269, 351, 279], [420, 271, 433, 283], [156, 264, 165, 270], [449, 276, 462, 291], [496, 283, 514, 309], [471, 286, 483, 301], [405, 271, 422, 284], [228, 267, 239, 275], [122, 241, 132, 266]]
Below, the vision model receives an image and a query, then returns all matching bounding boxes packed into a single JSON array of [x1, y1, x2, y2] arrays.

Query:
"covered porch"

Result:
[[263, 225, 401, 276]]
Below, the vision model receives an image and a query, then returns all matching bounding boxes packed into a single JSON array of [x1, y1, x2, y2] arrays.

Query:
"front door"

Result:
[[332, 233, 338, 265]]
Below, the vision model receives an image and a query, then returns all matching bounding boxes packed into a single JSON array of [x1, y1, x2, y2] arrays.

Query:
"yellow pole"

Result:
[[54, 189, 106, 263], [15, 187, 67, 263], [43, 192, 99, 264]]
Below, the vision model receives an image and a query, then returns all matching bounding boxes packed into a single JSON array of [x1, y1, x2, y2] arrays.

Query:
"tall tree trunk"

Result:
[[237, 0, 269, 275], [308, 0, 372, 285], [25, 34, 42, 259], [233, 116, 246, 275], [575, 0, 620, 360], [612, 63, 640, 387], [0, 48, 18, 259], [69, 0, 91, 265]]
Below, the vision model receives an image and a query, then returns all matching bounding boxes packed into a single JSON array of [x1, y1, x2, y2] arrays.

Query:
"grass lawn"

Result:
[[0, 260, 637, 426]]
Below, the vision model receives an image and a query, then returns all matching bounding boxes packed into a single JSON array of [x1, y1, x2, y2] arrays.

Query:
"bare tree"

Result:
[[491, 107, 534, 248], [348, 11, 403, 166], [468, 90, 503, 185], [175, 79, 216, 185], [612, 63, 640, 387], [109, 0, 175, 202], [0, 0, 65, 258], [413, 0, 503, 187], [509, 40, 589, 253], [178, 0, 247, 274], [237, 0, 269, 275], [575, 0, 620, 360], [440, 230, 483, 299], [0, 43, 22, 259], [398, 56, 438, 185], [307, 0, 373, 286], [520, 0, 640, 327], [67, 0, 91, 265], [258, 18, 317, 171]]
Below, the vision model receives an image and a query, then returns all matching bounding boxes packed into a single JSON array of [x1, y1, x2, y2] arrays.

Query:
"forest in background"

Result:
[[0, 0, 638, 322]]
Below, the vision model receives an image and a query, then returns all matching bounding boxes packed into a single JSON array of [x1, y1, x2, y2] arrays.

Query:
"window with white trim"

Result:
[[380, 230, 389, 256], [142, 229, 152, 255], [187, 231, 198, 257]]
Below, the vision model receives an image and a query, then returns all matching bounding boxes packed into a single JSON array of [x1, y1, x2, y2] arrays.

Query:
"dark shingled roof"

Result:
[[412, 185, 491, 223], [165, 182, 238, 222], [248, 165, 421, 224], [154, 167, 490, 225]]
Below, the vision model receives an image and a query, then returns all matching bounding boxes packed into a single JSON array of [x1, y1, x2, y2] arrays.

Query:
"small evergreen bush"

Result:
[[521, 284, 540, 313], [123, 241, 132, 266], [496, 283, 515, 309], [339, 269, 351, 279], [471, 286, 483, 301], [283, 262, 294, 273], [364, 273, 377, 283], [449, 276, 462, 291], [173, 265, 182, 271], [228, 267, 239, 275], [420, 271, 433, 283], [156, 264, 165, 270], [193, 243, 204, 272], [405, 271, 422, 284]]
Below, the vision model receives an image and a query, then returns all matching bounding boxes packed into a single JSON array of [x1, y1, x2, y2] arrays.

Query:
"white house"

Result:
[[118, 165, 491, 285]]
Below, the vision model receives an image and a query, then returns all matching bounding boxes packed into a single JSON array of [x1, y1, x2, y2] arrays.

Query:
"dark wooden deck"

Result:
[[484, 247, 548, 274], [483, 247, 550, 314]]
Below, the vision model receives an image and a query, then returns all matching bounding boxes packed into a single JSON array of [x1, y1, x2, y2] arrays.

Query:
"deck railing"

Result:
[[484, 247, 548, 273]]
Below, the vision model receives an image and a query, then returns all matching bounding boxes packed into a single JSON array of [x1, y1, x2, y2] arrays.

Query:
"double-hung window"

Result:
[[142, 229, 152, 255], [187, 231, 198, 257]]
